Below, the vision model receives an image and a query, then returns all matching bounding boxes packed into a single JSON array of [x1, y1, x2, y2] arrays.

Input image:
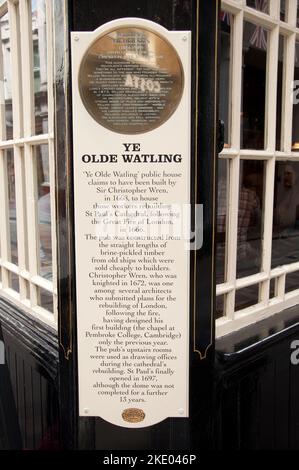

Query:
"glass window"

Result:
[[292, 42, 299, 151], [216, 0, 299, 337], [280, 0, 287, 22], [216, 295, 225, 320], [276, 36, 285, 151], [0, 12, 13, 140], [35, 145, 52, 281], [237, 160, 264, 279], [216, 159, 228, 284], [6, 149, 18, 265], [38, 287, 53, 313], [235, 284, 259, 312], [31, 0, 48, 135], [10, 272, 19, 293], [269, 278, 276, 299], [272, 162, 299, 268], [219, 11, 232, 147], [0, 3, 55, 323], [241, 22, 268, 150], [247, 0, 269, 15], [286, 271, 299, 293]]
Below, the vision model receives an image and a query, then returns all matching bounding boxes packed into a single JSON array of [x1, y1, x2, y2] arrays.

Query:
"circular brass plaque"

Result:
[[122, 408, 146, 423], [79, 26, 184, 134]]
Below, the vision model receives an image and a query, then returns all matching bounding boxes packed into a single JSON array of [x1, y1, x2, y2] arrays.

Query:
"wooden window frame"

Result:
[[0, 0, 57, 328]]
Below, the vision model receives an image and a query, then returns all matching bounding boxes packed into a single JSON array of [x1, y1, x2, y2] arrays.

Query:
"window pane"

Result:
[[235, 284, 259, 312], [216, 295, 225, 319], [241, 22, 268, 150], [286, 271, 299, 293], [237, 160, 264, 279], [35, 145, 52, 280], [272, 162, 299, 268], [280, 0, 287, 21], [219, 11, 232, 147], [269, 278, 276, 299], [9, 272, 19, 293], [38, 287, 53, 313], [246, 0, 269, 15], [292, 42, 299, 151], [216, 159, 228, 284], [6, 149, 18, 265], [31, 0, 48, 135], [20, 148, 29, 269], [1, 12, 13, 140], [276, 36, 285, 151]]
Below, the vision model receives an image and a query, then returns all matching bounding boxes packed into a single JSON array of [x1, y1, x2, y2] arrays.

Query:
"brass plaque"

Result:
[[78, 26, 184, 134], [122, 408, 146, 423]]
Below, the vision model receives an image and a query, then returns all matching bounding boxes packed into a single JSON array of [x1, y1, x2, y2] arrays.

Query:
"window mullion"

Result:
[[8, 0, 28, 300], [258, 23, 279, 305], [19, 0, 37, 307], [45, 0, 57, 320], [225, 156, 240, 320], [269, 0, 280, 19], [223, 10, 244, 321], [287, 0, 297, 27]]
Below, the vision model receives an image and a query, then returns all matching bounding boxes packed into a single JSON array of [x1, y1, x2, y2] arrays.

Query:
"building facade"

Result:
[[0, 0, 299, 451]]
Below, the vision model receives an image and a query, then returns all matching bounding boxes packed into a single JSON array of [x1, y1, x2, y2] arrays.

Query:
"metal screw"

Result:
[[178, 408, 184, 415], [84, 408, 89, 414], [182, 36, 187, 42], [74, 36, 79, 42]]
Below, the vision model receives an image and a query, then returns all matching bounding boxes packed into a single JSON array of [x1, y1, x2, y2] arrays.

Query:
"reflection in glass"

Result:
[[216, 295, 225, 320], [1, 13, 13, 140], [10, 272, 19, 293], [6, 149, 18, 265], [31, 0, 48, 135], [219, 11, 232, 147], [241, 22, 268, 150], [272, 162, 299, 268], [237, 161, 264, 278], [276, 36, 285, 151], [35, 145, 52, 280], [235, 284, 259, 312], [247, 0, 269, 15], [25, 280, 30, 300], [286, 271, 299, 293], [269, 278, 276, 299], [216, 159, 228, 284], [38, 287, 53, 313], [292, 42, 299, 150], [280, 0, 287, 21], [20, 149, 29, 270]]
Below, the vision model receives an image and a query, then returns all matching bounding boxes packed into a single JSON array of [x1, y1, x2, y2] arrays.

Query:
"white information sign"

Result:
[[71, 18, 191, 428]]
